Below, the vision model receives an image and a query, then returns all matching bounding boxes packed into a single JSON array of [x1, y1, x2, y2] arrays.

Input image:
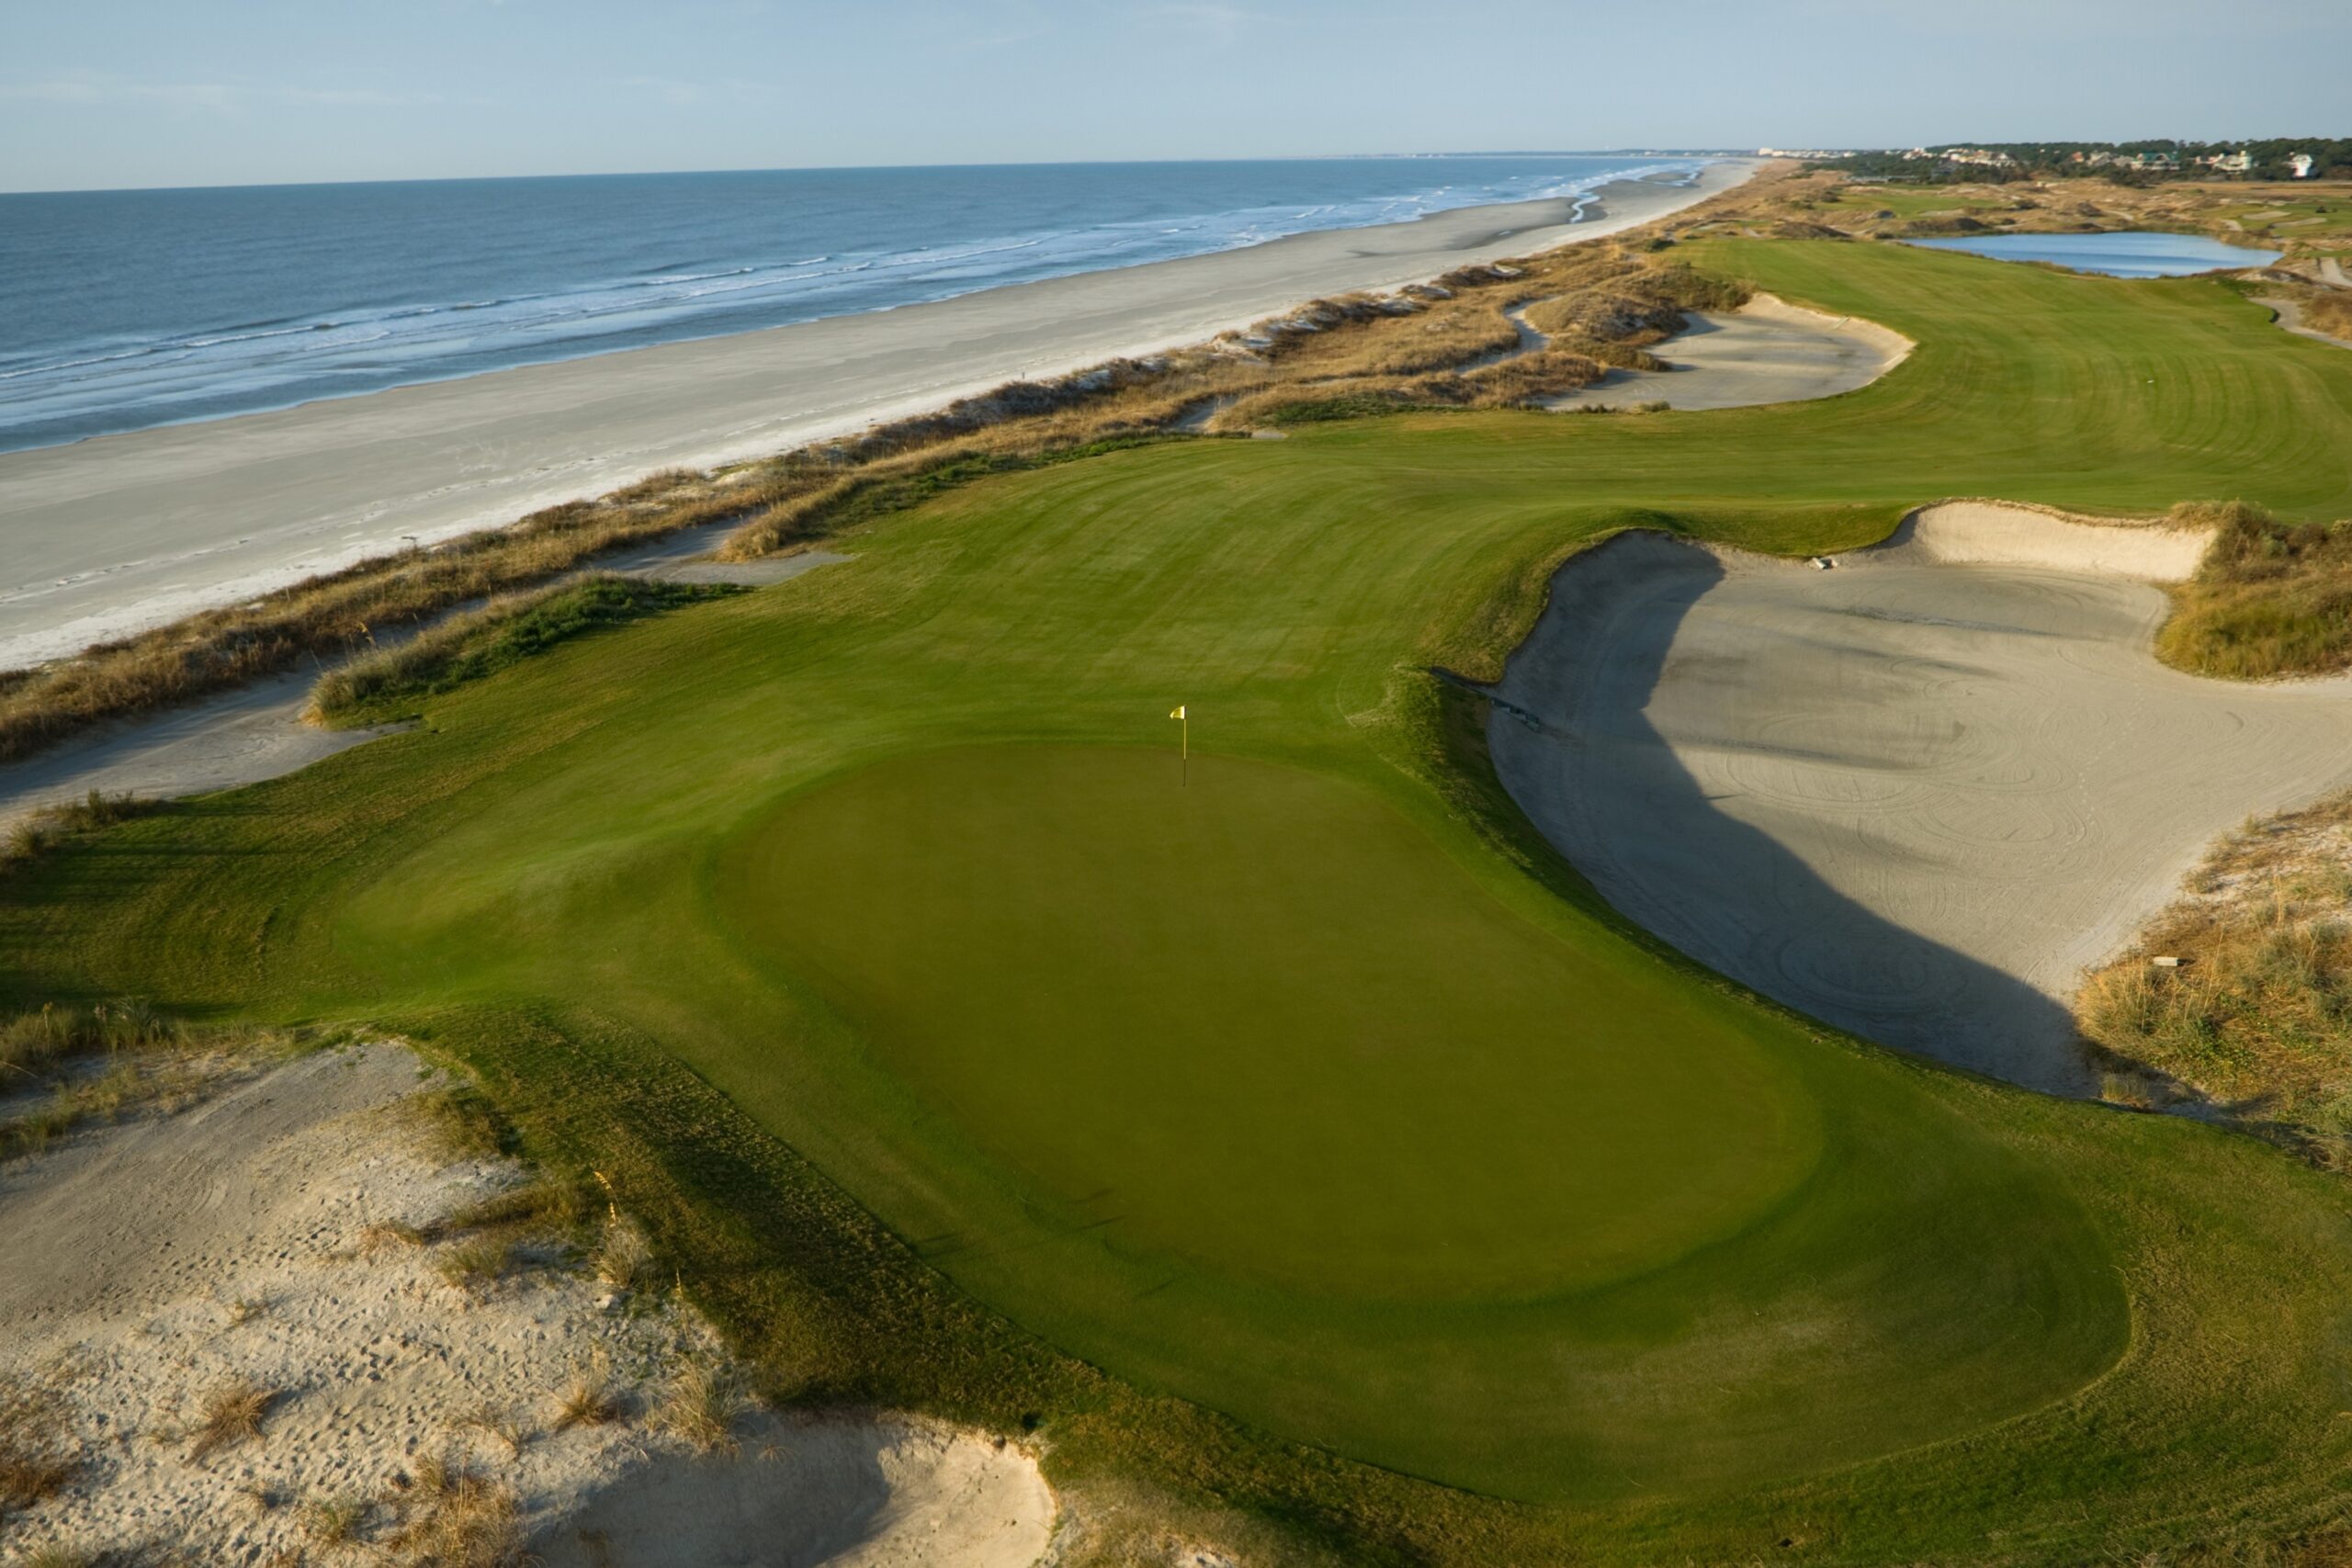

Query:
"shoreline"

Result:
[[0, 161, 1756, 669]]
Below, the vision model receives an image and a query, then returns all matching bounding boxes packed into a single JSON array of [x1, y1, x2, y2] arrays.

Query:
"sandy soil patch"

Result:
[[1540, 293, 1912, 412], [1489, 512, 2352, 1094], [0, 1043, 1051, 1566]]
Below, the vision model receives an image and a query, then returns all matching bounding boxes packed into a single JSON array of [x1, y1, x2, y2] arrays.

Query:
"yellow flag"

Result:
[[1170, 705, 1185, 720]]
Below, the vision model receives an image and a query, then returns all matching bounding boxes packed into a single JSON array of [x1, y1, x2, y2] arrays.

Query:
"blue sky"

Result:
[[5, 0, 2346, 192]]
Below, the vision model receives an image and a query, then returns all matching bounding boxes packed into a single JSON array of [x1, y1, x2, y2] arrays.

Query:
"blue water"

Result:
[[0, 155, 1696, 454], [1903, 231, 2280, 277]]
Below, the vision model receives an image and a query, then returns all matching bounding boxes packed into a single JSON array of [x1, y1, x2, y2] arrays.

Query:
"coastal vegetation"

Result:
[[305, 573, 741, 727], [2155, 501, 2352, 679], [2081, 789, 2352, 1167], [0, 176, 1807, 764], [9, 231, 2352, 1562]]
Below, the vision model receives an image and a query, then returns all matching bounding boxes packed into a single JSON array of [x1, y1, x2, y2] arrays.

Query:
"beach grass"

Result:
[[8, 236, 2352, 1561], [2157, 502, 2352, 678]]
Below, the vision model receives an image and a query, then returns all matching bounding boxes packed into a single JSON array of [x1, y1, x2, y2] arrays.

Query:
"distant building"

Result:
[[2290, 152, 2316, 178], [2197, 150, 2254, 174]]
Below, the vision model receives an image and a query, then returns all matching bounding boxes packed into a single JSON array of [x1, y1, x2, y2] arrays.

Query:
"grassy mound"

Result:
[[11, 237, 2352, 1560]]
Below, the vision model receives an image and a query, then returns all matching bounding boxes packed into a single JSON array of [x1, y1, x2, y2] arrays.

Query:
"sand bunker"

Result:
[[1543, 293, 1912, 412], [1489, 507, 2352, 1095], [0, 1043, 1051, 1565]]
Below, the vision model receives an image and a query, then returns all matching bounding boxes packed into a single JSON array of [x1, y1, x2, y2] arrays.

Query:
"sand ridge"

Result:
[[0, 1043, 1053, 1566], [1488, 507, 2352, 1095]]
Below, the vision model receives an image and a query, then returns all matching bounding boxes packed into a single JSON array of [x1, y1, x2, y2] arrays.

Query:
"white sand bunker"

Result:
[[1490, 505, 2352, 1095], [1544, 293, 1913, 412], [0, 1044, 1051, 1566]]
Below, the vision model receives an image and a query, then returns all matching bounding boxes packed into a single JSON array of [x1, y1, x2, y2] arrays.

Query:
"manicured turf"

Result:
[[12, 239, 2352, 1557]]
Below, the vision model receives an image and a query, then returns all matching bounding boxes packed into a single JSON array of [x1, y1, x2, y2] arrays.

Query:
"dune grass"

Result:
[[2080, 787, 2352, 1162], [307, 573, 741, 727], [8, 238, 2352, 1561], [2156, 501, 2352, 678], [0, 175, 1814, 761]]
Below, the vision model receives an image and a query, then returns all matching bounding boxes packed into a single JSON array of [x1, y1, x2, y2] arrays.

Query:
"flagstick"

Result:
[[1181, 709, 1188, 788]]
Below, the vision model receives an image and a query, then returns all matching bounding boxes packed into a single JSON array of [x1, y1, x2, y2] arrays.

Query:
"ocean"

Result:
[[0, 154, 1699, 455]]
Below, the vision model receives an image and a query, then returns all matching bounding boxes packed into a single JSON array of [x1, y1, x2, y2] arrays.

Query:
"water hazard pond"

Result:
[[1903, 231, 2280, 276]]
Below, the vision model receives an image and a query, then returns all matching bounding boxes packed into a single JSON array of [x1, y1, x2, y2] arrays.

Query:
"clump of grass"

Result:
[[357, 1219, 425, 1256], [2156, 501, 2352, 679], [551, 1364, 626, 1433], [592, 1215, 653, 1292], [390, 1086, 506, 1162], [306, 573, 741, 726], [16, 1547, 96, 1568], [380, 1455, 526, 1568], [0, 1377, 80, 1520], [455, 1407, 527, 1459], [2, 790, 171, 879], [657, 1359, 746, 1454], [187, 1378, 276, 1460], [303, 1494, 373, 1549], [435, 1234, 517, 1291]]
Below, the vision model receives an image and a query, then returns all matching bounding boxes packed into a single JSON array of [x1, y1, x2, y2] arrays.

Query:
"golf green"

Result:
[[699, 741, 2124, 1495], [718, 744, 1818, 1299]]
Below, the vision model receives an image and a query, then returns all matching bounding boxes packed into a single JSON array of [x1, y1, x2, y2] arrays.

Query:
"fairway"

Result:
[[16, 237, 2352, 1557]]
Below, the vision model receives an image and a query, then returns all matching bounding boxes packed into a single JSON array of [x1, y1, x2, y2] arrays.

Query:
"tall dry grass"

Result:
[[2079, 790, 2352, 1166], [2156, 502, 2352, 679]]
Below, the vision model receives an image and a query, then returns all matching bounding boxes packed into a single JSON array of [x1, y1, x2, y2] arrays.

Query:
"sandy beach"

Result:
[[0, 162, 1755, 669]]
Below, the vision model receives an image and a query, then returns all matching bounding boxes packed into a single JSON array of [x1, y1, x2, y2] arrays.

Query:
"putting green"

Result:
[[718, 744, 1818, 1299], [697, 741, 2123, 1496]]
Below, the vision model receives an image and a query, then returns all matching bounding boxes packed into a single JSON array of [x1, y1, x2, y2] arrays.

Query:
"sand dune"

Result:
[[0, 1043, 1051, 1565]]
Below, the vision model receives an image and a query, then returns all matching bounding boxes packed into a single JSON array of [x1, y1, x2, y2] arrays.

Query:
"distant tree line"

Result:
[[1813, 140, 2352, 186]]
